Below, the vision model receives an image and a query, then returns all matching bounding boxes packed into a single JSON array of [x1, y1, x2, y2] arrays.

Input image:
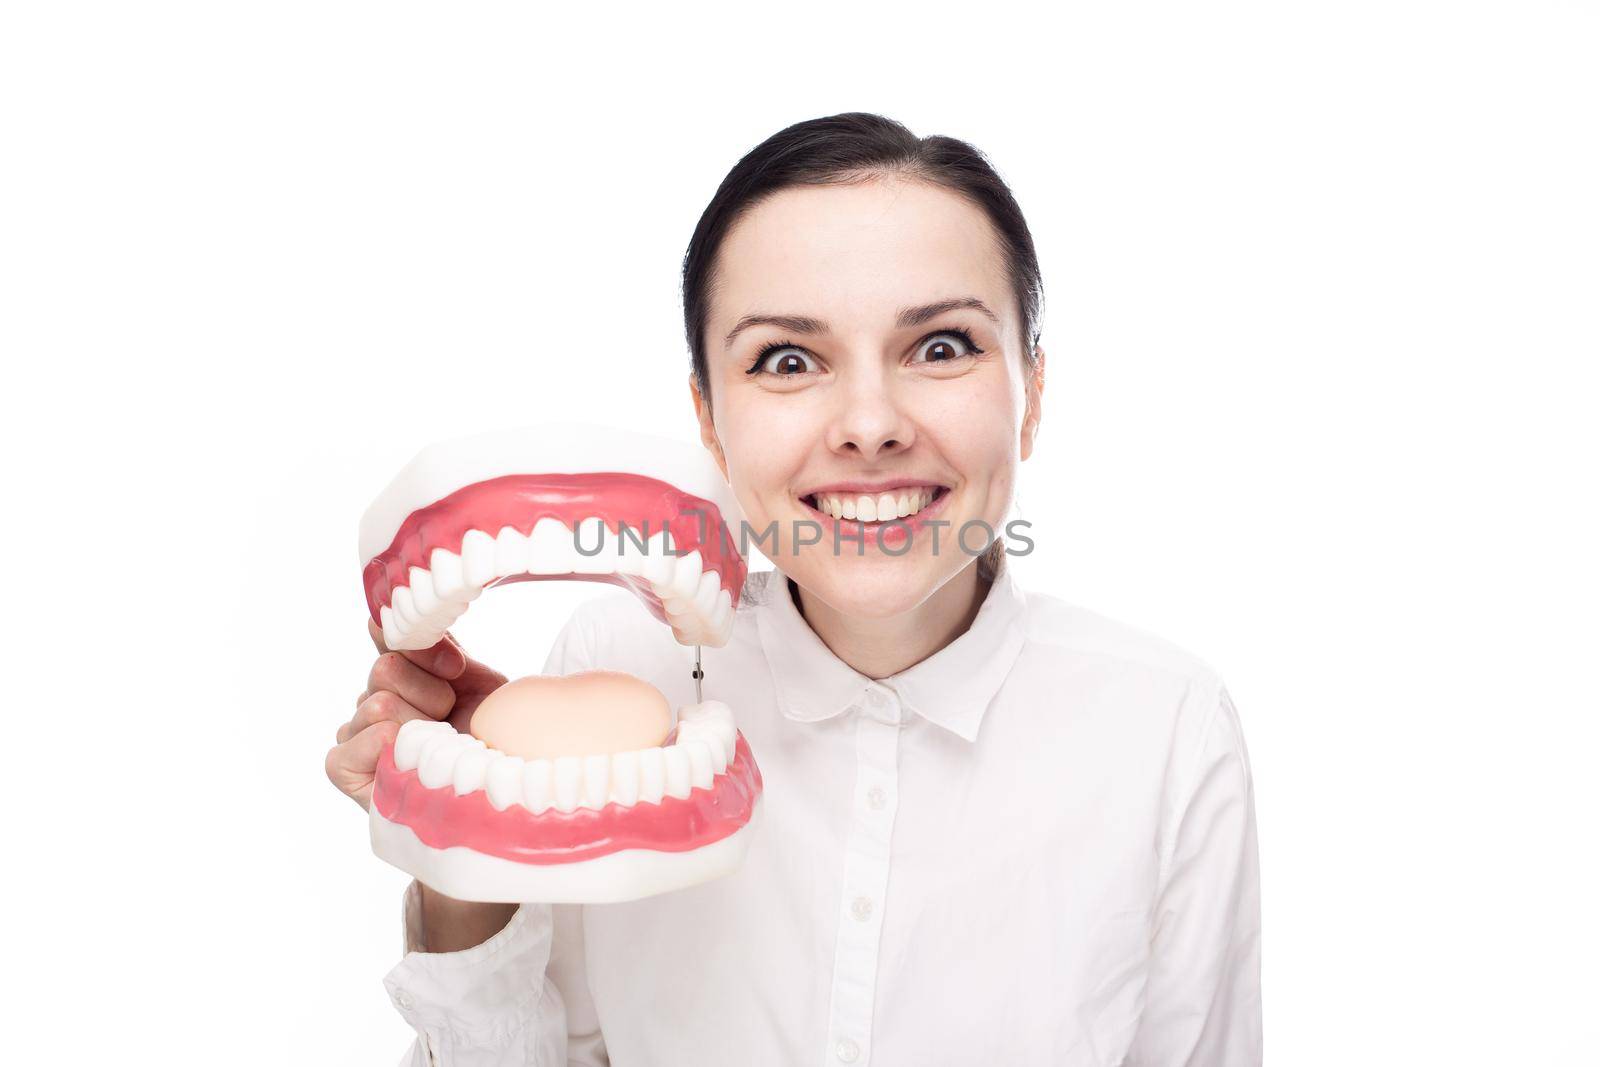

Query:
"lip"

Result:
[[796, 485, 954, 550], [798, 478, 948, 497]]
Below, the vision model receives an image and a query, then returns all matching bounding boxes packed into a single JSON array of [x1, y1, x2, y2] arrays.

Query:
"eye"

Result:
[[909, 328, 983, 364], [746, 341, 820, 377]]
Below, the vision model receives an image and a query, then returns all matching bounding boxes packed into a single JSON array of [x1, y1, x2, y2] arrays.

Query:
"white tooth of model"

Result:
[[693, 570, 721, 617], [406, 627, 443, 652], [429, 547, 473, 602], [662, 746, 692, 800], [527, 516, 571, 574], [495, 526, 529, 580], [553, 755, 583, 813], [391, 585, 421, 630], [418, 733, 470, 789], [612, 524, 651, 577], [421, 592, 459, 628], [582, 753, 611, 809], [522, 759, 553, 814], [674, 717, 703, 748], [681, 739, 714, 790], [452, 748, 492, 796], [666, 550, 703, 602], [683, 703, 737, 770], [408, 565, 442, 616], [637, 747, 666, 804], [484, 754, 525, 811], [694, 726, 729, 772], [460, 529, 498, 588], [675, 721, 725, 771], [394, 719, 445, 772], [571, 517, 612, 575], [415, 586, 455, 630], [710, 595, 734, 639], [426, 600, 465, 630], [412, 727, 461, 770], [638, 531, 676, 585], [380, 606, 405, 654], [611, 750, 640, 807]]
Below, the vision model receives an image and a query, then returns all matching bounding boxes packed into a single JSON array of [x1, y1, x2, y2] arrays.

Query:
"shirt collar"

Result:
[[753, 562, 1028, 743]]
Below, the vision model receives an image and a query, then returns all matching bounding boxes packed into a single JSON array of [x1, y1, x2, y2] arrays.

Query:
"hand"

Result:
[[328, 619, 522, 949], [325, 619, 509, 811]]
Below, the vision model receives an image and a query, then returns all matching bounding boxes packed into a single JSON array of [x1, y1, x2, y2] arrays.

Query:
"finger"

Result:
[[368, 652, 457, 718], [336, 690, 433, 744], [455, 656, 510, 698], [326, 718, 402, 812], [396, 633, 467, 681], [368, 617, 467, 680], [437, 660, 509, 723]]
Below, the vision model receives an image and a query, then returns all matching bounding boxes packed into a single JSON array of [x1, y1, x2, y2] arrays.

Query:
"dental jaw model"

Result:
[[359, 425, 763, 903]]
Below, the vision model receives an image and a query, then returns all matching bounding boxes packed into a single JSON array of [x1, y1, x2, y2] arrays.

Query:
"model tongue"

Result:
[[469, 671, 673, 761]]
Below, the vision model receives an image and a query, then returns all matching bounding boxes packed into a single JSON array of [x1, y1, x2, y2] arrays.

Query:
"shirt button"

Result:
[[835, 1037, 860, 1062], [851, 896, 874, 922], [865, 786, 887, 810], [394, 990, 414, 1011], [863, 687, 901, 723]]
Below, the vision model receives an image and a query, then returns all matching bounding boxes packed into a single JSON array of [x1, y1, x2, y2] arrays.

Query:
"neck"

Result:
[[791, 561, 992, 679]]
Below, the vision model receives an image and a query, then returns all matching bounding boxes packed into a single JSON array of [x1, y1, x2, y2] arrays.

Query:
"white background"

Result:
[[3, 2, 1596, 1062]]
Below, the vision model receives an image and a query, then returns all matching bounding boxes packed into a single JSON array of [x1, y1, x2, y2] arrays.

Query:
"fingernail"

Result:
[[435, 639, 466, 678]]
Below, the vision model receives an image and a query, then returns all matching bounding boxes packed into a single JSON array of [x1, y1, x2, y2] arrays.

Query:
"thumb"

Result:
[[367, 617, 467, 680], [326, 718, 400, 811]]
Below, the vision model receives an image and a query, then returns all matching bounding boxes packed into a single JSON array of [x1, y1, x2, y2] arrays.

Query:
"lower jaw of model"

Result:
[[370, 703, 764, 903], [359, 427, 762, 903]]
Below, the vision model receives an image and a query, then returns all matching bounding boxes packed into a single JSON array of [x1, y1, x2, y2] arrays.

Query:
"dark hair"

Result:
[[680, 112, 1044, 404]]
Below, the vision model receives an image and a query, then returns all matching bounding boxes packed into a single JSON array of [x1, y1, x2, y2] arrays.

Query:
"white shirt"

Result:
[[383, 565, 1263, 1066]]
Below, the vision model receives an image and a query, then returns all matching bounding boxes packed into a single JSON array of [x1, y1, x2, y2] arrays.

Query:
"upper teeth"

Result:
[[813, 489, 935, 522], [378, 519, 735, 652], [391, 701, 740, 813]]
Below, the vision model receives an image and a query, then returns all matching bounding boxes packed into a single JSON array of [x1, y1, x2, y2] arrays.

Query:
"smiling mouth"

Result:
[[800, 485, 949, 524]]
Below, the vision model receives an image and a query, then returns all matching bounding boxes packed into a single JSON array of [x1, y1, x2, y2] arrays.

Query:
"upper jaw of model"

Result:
[[359, 424, 747, 651]]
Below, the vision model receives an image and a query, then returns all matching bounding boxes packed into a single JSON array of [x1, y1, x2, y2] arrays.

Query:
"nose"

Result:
[[823, 365, 915, 461]]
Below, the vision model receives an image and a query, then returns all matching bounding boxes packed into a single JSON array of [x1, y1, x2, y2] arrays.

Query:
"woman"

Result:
[[328, 112, 1262, 1066]]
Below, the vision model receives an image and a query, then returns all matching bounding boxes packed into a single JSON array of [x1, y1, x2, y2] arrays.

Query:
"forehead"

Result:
[[712, 178, 1009, 335]]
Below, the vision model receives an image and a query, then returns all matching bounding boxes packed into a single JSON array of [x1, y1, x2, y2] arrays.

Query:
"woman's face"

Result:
[[694, 177, 1044, 620]]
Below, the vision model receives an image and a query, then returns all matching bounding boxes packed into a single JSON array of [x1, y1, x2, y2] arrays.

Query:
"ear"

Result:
[[690, 373, 730, 481], [1019, 344, 1046, 461]]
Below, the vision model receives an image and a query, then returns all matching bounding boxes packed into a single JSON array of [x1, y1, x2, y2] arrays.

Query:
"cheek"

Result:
[[919, 375, 1022, 482], [714, 397, 812, 518]]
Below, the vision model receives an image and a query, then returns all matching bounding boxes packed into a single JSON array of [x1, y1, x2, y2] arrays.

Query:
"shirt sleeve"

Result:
[[384, 886, 568, 1066], [380, 606, 612, 1066], [1125, 682, 1264, 1066]]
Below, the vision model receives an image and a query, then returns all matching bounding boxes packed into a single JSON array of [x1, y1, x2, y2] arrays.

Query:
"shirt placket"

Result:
[[823, 682, 903, 1066]]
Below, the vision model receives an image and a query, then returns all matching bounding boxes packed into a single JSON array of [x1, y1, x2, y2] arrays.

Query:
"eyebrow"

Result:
[[722, 296, 999, 350]]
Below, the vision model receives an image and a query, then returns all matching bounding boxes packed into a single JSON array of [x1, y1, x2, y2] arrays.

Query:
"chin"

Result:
[[790, 551, 950, 619]]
